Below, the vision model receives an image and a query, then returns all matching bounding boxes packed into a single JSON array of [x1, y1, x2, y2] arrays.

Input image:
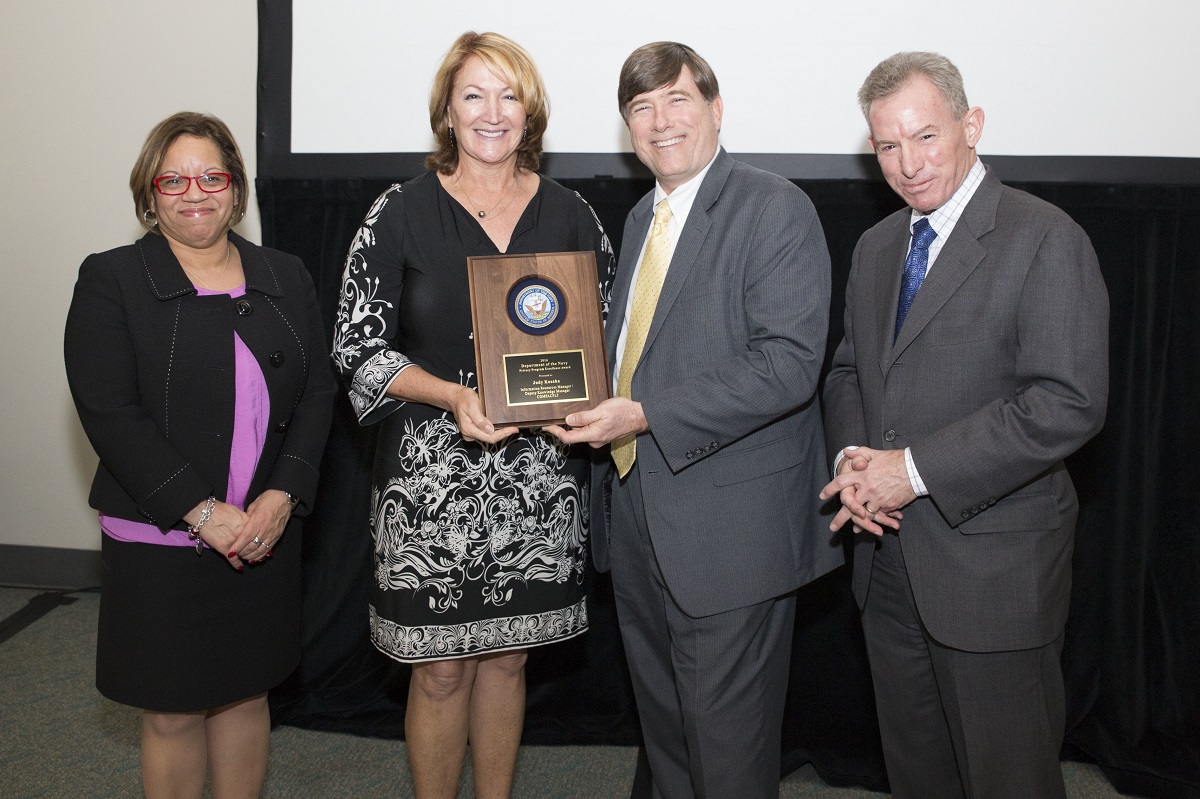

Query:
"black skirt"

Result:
[[96, 523, 302, 712]]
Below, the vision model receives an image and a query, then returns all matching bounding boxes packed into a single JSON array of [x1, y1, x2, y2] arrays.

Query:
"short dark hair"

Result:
[[617, 42, 719, 121], [425, 32, 549, 174], [130, 112, 248, 234]]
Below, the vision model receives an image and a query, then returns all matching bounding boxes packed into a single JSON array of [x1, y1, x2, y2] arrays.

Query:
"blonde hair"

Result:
[[425, 32, 549, 174]]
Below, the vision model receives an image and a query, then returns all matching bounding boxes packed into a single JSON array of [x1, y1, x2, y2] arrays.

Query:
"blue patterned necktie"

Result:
[[894, 218, 937, 342]]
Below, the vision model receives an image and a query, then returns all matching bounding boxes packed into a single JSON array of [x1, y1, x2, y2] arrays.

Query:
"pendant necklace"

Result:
[[181, 241, 231, 290], [459, 175, 520, 219]]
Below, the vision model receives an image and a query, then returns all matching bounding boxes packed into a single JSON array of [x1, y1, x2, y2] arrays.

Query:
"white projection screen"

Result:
[[258, 0, 1200, 182]]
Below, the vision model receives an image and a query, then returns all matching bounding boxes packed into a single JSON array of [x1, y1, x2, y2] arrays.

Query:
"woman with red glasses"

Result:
[[64, 112, 334, 798]]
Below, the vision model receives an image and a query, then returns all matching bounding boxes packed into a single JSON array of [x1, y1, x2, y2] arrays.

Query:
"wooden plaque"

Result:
[[467, 251, 610, 427]]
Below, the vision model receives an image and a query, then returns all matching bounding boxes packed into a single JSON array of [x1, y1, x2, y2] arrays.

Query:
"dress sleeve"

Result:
[[331, 184, 415, 425], [571, 191, 617, 322]]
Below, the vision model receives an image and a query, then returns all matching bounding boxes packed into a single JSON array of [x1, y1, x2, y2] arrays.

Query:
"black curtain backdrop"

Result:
[[259, 175, 1200, 798]]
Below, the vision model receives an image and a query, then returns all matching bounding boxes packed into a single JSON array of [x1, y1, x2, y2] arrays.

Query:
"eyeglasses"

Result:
[[153, 172, 232, 195]]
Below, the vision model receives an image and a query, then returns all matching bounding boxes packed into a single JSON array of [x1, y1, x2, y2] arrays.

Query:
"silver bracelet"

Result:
[[283, 492, 300, 512], [186, 496, 216, 556]]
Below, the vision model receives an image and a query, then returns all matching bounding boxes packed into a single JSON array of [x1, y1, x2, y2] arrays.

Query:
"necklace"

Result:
[[457, 174, 520, 219], [180, 242, 231, 290]]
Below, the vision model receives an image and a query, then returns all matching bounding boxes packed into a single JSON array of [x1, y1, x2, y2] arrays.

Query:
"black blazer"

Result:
[[64, 231, 335, 530]]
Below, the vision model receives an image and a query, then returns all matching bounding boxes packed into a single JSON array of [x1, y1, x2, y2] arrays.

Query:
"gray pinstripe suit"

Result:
[[592, 148, 842, 797]]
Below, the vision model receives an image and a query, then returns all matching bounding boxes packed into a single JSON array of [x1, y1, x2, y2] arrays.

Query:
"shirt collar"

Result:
[[909, 157, 986, 235], [652, 147, 721, 226]]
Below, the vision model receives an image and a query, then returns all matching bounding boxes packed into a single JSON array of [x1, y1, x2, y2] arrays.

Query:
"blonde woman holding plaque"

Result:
[[331, 32, 615, 797]]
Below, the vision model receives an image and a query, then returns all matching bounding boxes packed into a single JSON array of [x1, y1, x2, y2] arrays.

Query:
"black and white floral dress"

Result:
[[332, 171, 615, 662]]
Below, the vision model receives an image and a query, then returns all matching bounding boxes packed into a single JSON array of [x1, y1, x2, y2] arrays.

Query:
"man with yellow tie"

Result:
[[548, 42, 841, 798]]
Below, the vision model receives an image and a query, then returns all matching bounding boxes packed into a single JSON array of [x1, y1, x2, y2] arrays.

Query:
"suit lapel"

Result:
[[137, 230, 282, 301], [884, 169, 1002, 364], [640, 149, 731, 358], [608, 193, 654, 363], [237, 232, 283, 297], [137, 232, 194, 300], [874, 215, 910, 374]]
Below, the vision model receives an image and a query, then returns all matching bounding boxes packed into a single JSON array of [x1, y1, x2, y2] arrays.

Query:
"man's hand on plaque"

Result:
[[544, 397, 648, 448]]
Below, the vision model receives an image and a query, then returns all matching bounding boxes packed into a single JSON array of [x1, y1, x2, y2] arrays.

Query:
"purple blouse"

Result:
[[99, 285, 271, 547]]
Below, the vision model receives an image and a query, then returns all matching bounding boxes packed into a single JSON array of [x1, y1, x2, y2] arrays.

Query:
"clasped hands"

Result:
[[183, 489, 294, 570], [819, 446, 915, 536]]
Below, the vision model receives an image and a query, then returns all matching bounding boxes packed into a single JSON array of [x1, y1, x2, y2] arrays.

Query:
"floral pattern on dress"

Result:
[[371, 417, 588, 614], [330, 173, 609, 662], [574, 190, 616, 319], [332, 184, 403, 413], [348, 350, 412, 420], [369, 602, 587, 662]]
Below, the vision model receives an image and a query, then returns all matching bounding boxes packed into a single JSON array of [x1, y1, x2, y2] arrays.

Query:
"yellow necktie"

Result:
[[612, 198, 673, 477]]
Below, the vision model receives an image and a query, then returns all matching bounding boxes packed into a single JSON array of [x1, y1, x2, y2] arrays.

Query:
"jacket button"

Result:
[[961, 511, 970, 519], [686, 452, 694, 460], [270, 351, 285, 367], [883, 430, 896, 442], [275, 420, 289, 433], [236, 299, 253, 316], [710, 440, 717, 448]]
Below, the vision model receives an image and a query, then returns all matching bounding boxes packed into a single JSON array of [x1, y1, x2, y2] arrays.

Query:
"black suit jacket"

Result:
[[64, 231, 335, 530]]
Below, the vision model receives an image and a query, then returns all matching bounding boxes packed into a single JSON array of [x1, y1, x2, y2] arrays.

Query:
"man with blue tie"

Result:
[[550, 42, 841, 797], [821, 52, 1110, 798]]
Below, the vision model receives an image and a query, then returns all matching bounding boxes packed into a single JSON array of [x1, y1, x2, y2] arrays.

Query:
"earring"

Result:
[[449, 128, 457, 148], [142, 209, 158, 227], [522, 128, 528, 143]]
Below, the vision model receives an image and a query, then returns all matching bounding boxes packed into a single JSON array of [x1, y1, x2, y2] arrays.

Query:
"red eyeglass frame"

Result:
[[153, 172, 232, 195]]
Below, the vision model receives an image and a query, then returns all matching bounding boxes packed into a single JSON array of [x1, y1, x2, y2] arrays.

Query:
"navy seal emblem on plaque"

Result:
[[507, 277, 566, 335]]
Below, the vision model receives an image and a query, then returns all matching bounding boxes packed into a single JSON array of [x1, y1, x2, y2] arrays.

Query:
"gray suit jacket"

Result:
[[824, 167, 1109, 652], [592, 148, 843, 617]]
